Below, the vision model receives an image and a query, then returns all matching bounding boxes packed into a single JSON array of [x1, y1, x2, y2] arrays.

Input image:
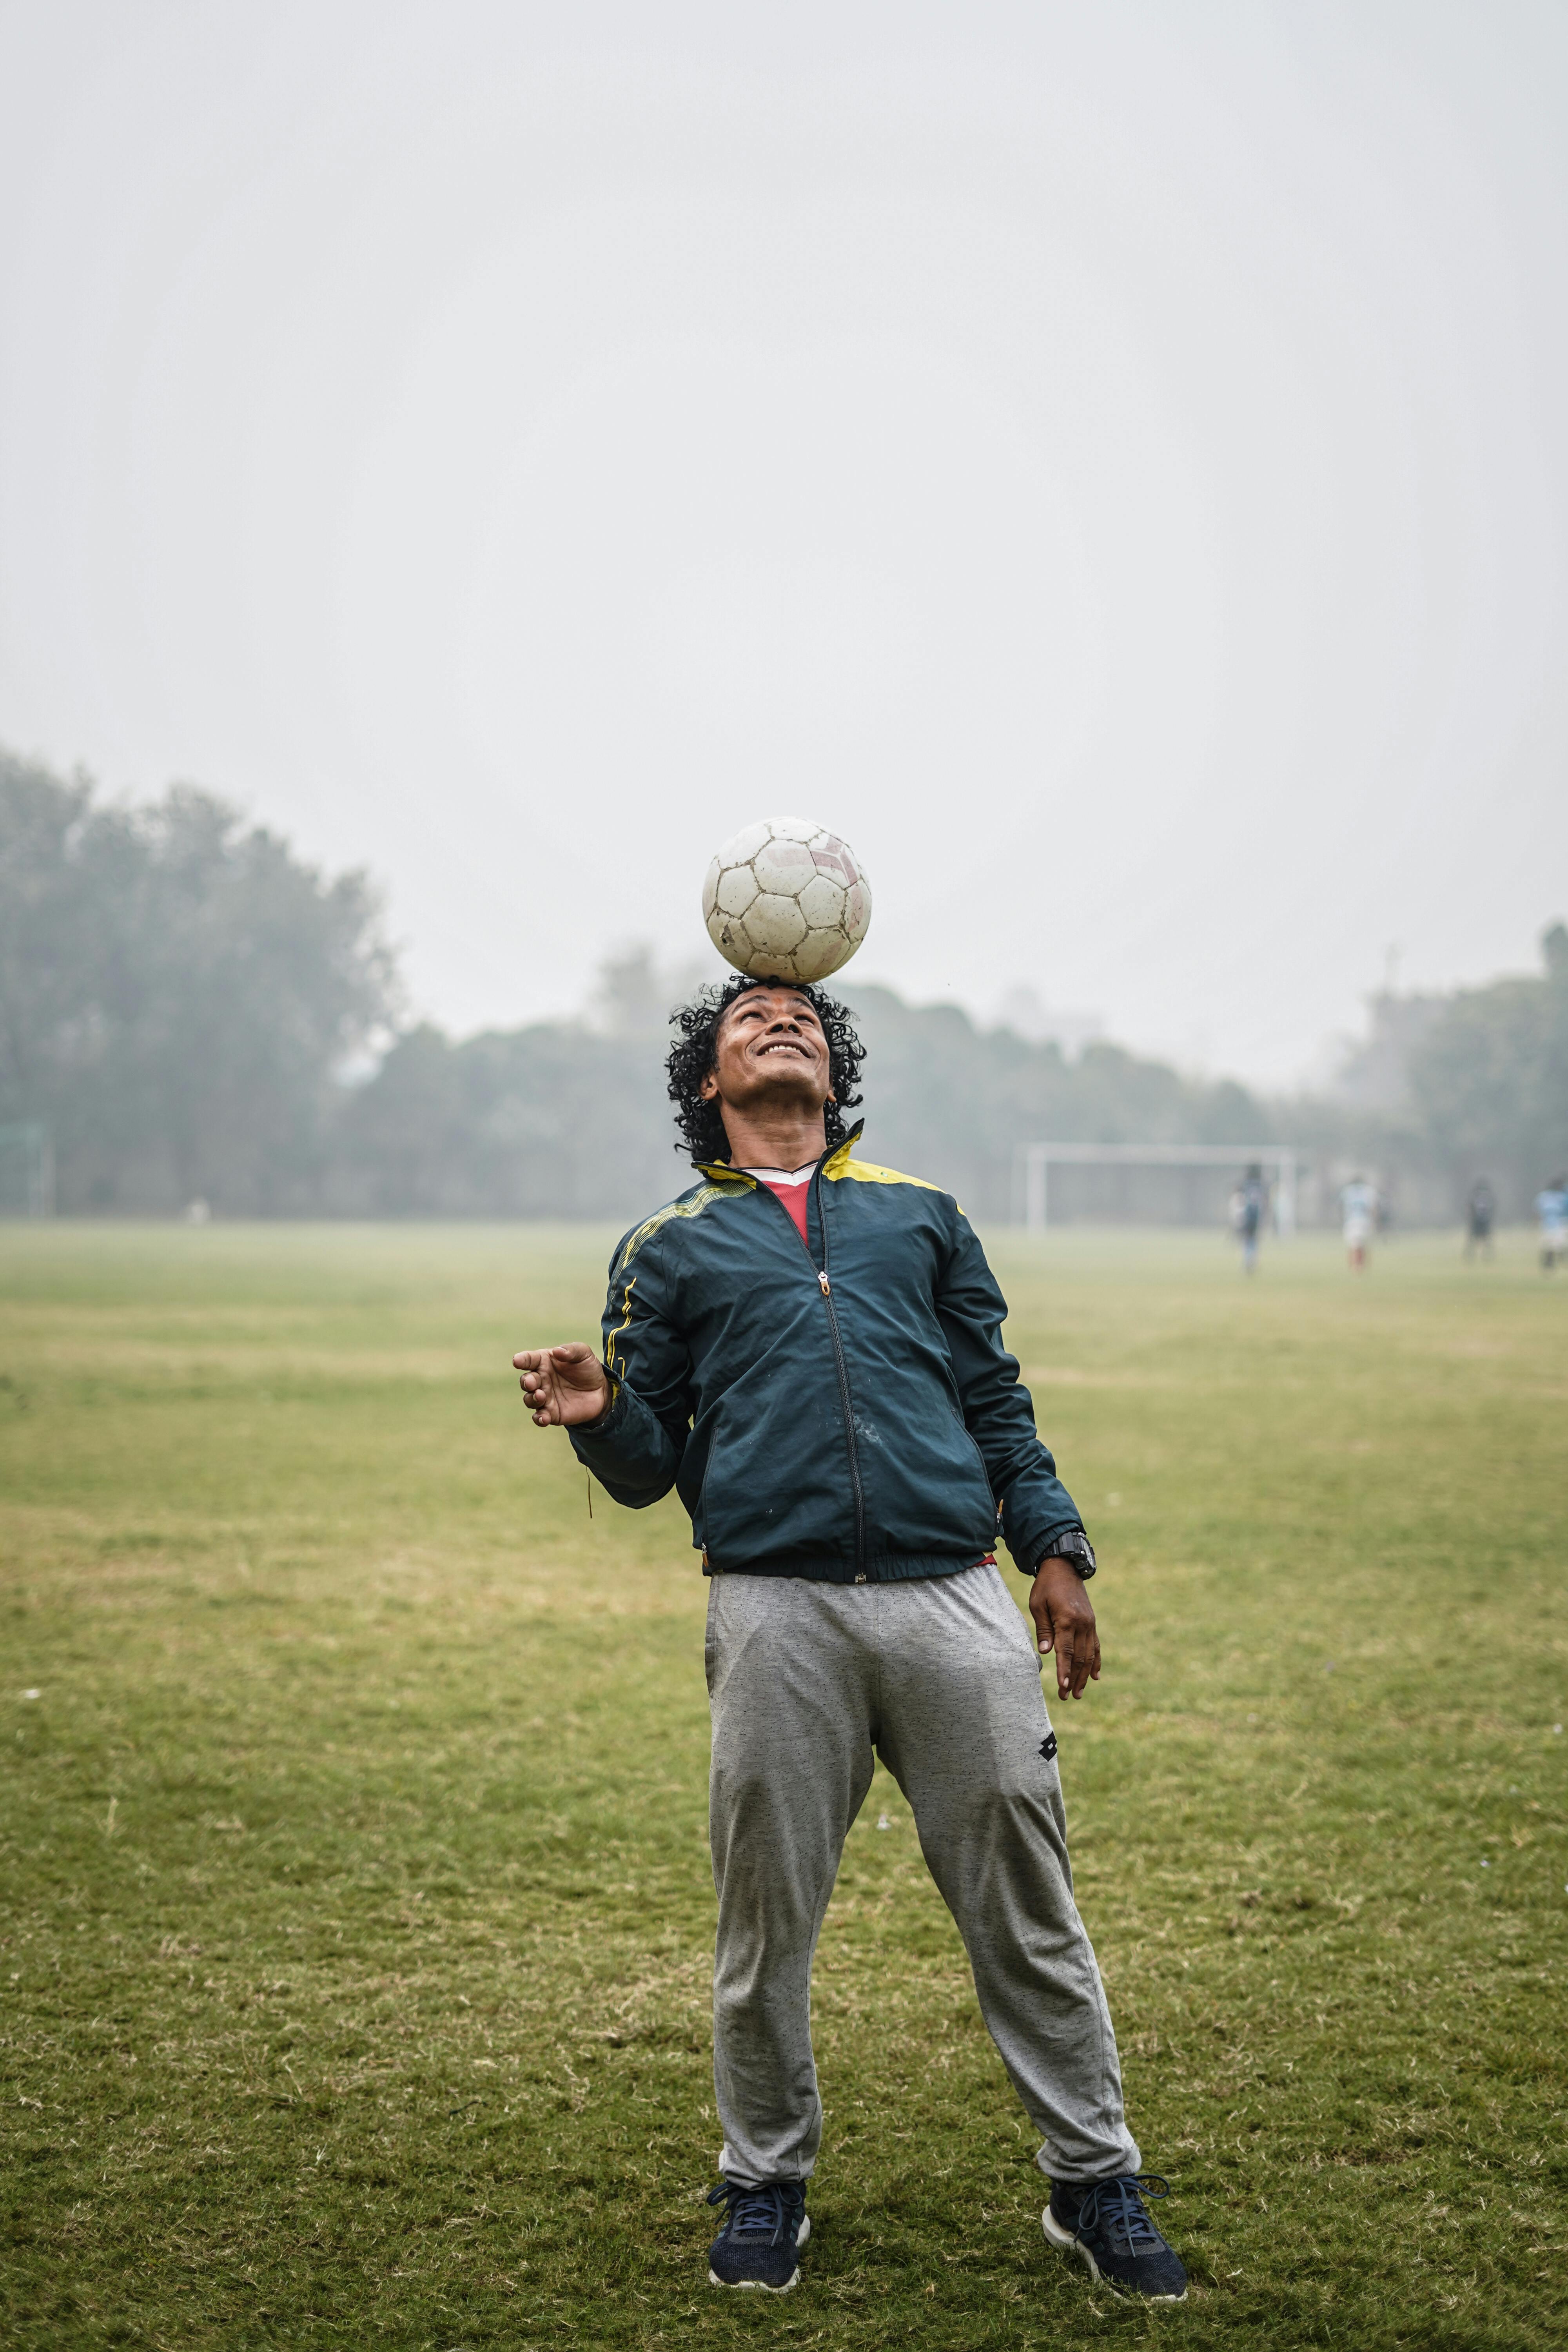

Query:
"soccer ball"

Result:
[[702, 818, 872, 984]]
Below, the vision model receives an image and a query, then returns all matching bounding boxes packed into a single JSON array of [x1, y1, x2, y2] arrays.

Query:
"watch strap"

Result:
[[1039, 1530, 1096, 1580]]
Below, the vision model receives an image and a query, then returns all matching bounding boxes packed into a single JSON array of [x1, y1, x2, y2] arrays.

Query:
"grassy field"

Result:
[[1, 1218, 1565, 2352]]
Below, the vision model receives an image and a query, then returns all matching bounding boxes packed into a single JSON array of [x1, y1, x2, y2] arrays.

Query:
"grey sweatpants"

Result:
[[704, 1561, 1140, 2185]]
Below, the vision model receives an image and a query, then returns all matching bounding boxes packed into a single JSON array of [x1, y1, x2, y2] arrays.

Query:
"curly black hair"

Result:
[[666, 972, 866, 1167]]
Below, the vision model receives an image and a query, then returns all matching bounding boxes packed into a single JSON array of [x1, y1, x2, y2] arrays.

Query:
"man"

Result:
[[1463, 1179, 1496, 1262], [1340, 1172, 1378, 1272], [1232, 1162, 1268, 1275], [512, 975, 1186, 2303], [1537, 1175, 1568, 1272]]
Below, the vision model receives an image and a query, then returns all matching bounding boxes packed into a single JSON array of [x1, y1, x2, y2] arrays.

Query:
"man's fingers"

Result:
[[514, 1351, 559, 1425], [1073, 1614, 1098, 1697], [1046, 1603, 1098, 1699], [1053, 1616, 1076, 1699]]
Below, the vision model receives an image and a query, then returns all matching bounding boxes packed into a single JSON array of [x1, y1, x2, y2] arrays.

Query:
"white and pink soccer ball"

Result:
[[702, 818, 872, 984]]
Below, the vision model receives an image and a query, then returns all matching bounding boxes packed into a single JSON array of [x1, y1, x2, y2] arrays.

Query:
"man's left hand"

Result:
[[1029, 1556, 1102, 1702]]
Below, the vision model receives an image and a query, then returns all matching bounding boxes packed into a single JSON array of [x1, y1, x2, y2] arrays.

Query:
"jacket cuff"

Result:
[[1016, 1520, 1085, 1573], [569, 1374, 626, 1451]]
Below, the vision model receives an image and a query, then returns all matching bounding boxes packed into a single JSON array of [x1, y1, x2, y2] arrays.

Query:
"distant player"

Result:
[[1340, 1173, 1377, 1272], [1463, 1180, 1496, 1261], [1231, 1163, 1267, 1275], [512, 976, 1187, 2302], [1537, 1176, 1568, 1272]]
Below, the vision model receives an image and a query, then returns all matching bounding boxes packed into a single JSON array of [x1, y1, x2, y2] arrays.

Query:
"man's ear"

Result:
[[700, 1069, 719, 1101]]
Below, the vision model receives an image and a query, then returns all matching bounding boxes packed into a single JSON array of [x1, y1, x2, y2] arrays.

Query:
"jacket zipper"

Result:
[[811, 1163, 867, 1582], [759, 1164, 868, 1583]]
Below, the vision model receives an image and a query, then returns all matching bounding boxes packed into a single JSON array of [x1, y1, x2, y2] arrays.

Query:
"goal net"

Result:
[[1014, 1142, 1298, 1234]]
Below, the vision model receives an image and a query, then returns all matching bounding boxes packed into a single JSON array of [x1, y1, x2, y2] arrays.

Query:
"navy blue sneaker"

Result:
[[1043, 2172, 1187, 2301], [706, 2177, 810, 2291]]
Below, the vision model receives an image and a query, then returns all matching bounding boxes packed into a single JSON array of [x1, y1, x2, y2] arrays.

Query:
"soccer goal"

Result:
[[1016, 1141, 1299, 1235]]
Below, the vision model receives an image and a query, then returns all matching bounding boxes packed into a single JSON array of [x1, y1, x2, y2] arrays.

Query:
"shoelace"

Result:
[[706, 2179, 798, 2245], [1073, 2173, 1172, 2254]]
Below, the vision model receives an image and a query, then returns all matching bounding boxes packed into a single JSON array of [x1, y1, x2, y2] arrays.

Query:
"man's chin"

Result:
[[728, 1072, 828, 1115]]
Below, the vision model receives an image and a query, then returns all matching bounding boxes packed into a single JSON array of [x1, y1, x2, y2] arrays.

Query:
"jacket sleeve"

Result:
[[567, 1229, 694, 1507], [933, 1211, 1085, 1575]]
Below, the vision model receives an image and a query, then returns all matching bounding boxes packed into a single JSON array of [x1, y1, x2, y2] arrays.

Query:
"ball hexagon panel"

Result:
[[795, 873, 846, 930], [751, 834, 817, 895], [746, 892, 810, 956], [809, 838, 860, 888], [714, 864, 760, 920]]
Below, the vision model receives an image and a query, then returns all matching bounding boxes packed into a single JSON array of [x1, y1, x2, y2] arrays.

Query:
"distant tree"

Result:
[[1334, 990, 1449, 1113], [590, 944, 717, 1039], [331, 1017, 675, 1219], [1406, 923, 1568, 1213], [0, 753, 98, 1129], [0, 749, 396, 1211]]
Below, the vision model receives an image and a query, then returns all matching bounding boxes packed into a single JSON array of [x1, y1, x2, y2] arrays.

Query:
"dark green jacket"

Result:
[[569, 1123, 1084, 1584]]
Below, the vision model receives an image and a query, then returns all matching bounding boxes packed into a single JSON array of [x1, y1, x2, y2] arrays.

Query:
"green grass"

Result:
[[2, 1219, 1565, 2351]]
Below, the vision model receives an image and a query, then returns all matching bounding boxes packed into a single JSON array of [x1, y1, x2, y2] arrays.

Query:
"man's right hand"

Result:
[[512, 1343, 612, 1428]]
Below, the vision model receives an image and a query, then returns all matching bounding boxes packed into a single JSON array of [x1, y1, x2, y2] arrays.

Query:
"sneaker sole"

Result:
[[708, 2213, 809, 2293], [1042, 2207, 1187, 2303]]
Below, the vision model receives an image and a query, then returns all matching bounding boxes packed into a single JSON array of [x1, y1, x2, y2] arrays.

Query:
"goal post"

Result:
[[1017, 1141, 1298, 1236]]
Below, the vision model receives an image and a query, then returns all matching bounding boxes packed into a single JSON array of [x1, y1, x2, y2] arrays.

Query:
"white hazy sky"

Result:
[[2, 0, 1565, 1083]]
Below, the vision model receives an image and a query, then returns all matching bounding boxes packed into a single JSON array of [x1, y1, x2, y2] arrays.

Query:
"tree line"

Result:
[[2, 749, 1562, 1222]]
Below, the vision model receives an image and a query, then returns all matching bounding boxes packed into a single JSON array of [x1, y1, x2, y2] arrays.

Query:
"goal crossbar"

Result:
[[1018, 1142, 1299, 1235]]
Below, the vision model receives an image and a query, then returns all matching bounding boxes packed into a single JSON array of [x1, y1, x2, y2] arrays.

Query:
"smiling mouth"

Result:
[[757, 1037, 810, 1057]]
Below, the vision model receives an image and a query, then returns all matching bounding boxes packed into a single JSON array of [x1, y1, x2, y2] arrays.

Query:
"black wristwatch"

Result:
[[1039, 1530, 1096, 1581]]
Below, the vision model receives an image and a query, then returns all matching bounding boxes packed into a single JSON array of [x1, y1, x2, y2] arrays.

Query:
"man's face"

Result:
[[700, 986, 834, 1123]]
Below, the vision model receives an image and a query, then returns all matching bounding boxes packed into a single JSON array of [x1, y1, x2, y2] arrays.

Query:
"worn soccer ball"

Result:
[[702, 818, 872, 983]]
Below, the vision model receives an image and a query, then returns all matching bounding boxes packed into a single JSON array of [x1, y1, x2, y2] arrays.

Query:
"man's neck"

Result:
[[717, 1106, 829, 1171]]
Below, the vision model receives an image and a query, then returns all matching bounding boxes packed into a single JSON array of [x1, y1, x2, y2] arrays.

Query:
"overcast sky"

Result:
[[2, 1, 1565, 1083]]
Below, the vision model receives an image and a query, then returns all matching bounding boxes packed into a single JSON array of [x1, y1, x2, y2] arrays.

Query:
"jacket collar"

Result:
[[820, 1119, 865, 1180], [696, 1118, 865, 1189]]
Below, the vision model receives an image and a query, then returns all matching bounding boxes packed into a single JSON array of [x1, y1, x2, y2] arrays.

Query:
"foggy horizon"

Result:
[[3, 2, 1566, 1088]]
